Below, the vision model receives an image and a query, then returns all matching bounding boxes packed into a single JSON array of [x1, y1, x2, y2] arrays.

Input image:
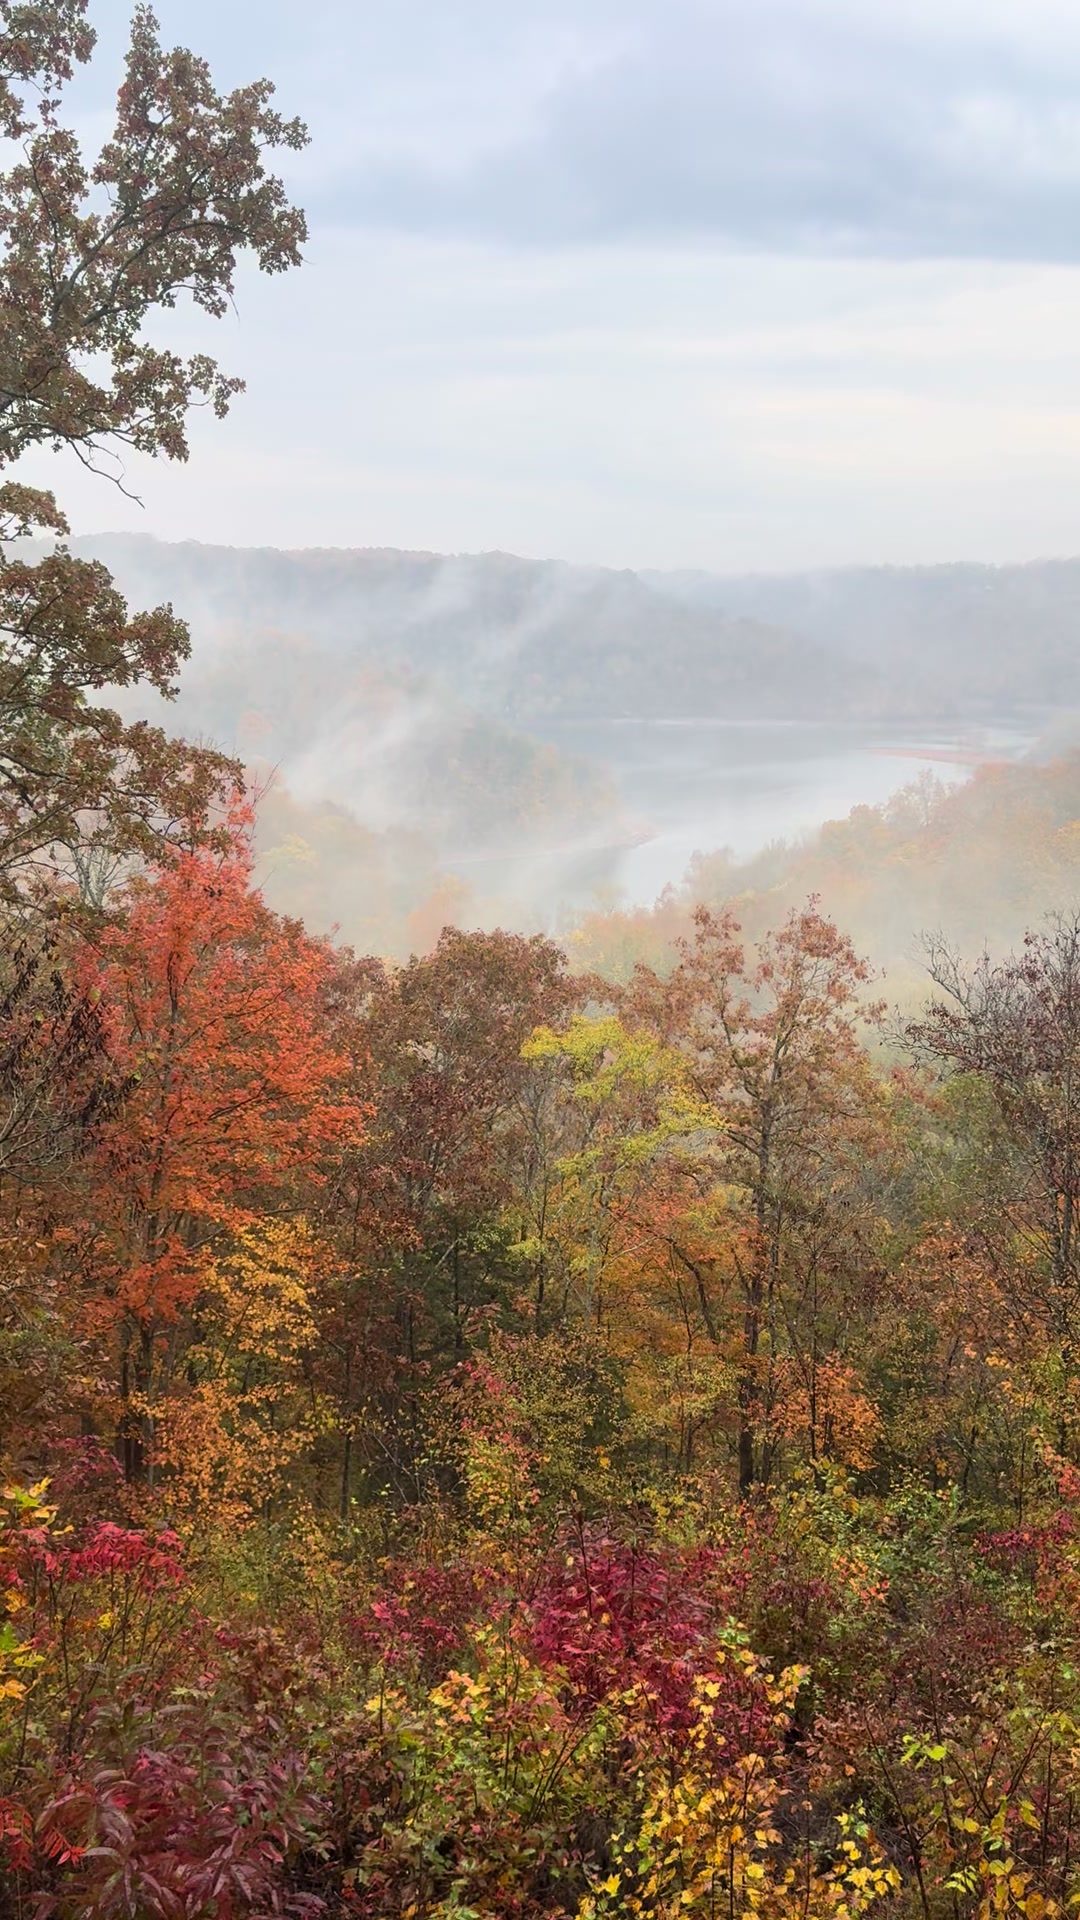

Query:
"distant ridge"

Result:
[[62, 533, 883, 724], [37, 531, 1073, 950], [57, 532, 1080, 726]]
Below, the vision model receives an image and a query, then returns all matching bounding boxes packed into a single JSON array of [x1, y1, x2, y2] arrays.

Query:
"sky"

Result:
[[18, 0, 1080, 571]]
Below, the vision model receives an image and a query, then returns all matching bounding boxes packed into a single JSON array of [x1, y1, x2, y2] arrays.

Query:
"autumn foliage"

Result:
[[7, 4, 1080, 1918], [9, 825, 1080, 1917]]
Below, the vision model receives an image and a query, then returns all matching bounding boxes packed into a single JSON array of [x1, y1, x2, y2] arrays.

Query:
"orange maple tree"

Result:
[[73, 818, 366, 1477]]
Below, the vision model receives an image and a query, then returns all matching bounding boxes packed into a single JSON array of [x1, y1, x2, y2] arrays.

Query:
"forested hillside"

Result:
[[654, 560, 1080, 719], [74, 534, 1080, 736], [44, 532, 1069, 954], [569, 753, 1080, 990], [64, 534, 881, 728], [8, 8, 1080, 1920]]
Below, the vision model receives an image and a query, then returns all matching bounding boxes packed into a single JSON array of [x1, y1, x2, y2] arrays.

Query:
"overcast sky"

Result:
[[21, 0, 1080, 570]]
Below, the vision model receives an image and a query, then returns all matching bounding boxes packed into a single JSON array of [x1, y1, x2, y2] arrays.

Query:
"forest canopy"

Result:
[[5, 7, 1080, 1920]]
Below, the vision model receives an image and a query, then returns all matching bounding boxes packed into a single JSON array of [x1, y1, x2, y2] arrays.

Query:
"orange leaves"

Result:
[[772, 1355, 883, 1475], [78, 839, 366, 1318], [41, 833, 372, 1484]]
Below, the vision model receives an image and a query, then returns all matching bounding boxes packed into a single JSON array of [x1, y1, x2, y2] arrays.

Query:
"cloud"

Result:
[[72, 0, 1080, 258], [24, 0, 1080, 572], [294, 0, 1080, 260], [20, 233, 1080, 573]]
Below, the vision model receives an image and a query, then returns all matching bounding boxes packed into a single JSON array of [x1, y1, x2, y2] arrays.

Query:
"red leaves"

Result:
[[54, 1524, 184, 1591], [975, 1510, 1074, 1575], [0, 1797, 33, 1871], [347, 1562, 483, 1677], [25, 1725, 325, 1920], [0, 1492, 325, 1918], [528, 1528, 775, 1757]]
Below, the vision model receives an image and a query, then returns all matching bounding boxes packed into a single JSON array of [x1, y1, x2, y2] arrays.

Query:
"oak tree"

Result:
[[0, 1, 308, 893]]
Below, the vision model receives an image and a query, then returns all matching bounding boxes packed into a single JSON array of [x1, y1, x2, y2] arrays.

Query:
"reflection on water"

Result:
[[542, 716, 1047, 909]]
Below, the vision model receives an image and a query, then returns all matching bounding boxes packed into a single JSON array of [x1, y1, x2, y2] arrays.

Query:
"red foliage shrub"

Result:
[[528, 1527, 776, 1757]]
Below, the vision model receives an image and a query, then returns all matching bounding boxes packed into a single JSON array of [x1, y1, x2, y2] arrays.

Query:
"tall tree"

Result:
[[75, 831, 363, 1479], [624, 903, 888, 1490], [1, 0, 306, 469], [909, 913, 1080, 1450], [320, 929, 581, 1506], [0, 0, 308, 894]]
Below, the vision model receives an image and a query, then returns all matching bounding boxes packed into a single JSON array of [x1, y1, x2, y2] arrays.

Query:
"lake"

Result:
[[541, 715, 1051, 908]]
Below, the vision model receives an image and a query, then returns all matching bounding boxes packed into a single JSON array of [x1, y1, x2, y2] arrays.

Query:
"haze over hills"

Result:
[[80, 533, 1080, 731], [650, 559, 1080, 722], [58, 532, 1080, 952], [75, 533, 882, 729]]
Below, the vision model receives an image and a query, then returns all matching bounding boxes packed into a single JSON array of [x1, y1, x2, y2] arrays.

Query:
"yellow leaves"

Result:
[[202, 1217, 320, 1363], [462, 1426, 539, 1532], [430, 1664, 492, 1728], [152, 1217, 331, 1525], [587, 1716, 895, 1920], [364, 1682, 406, 1721], [0, 1616, 44, 1701], [2, 1478, 56, 1528], [523, 1014, 709, 1155], [524, 1015, 669, 1096]]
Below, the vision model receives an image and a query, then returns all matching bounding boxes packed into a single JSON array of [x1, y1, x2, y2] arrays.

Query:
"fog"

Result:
[[60, 531, 1075, 966]]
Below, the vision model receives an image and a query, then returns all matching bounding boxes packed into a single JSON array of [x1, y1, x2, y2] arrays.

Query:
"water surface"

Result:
[[543, 716, 1048, 907]]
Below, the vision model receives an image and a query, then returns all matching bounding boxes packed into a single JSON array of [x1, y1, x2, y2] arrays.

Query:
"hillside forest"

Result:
[[9, 9, 1080, 1920], [62, 536, 1080, 960]]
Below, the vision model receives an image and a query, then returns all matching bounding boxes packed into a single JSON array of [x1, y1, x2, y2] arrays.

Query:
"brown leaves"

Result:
[[0, 0, 95, 139], [0, 2, 307, 469], [0, 5, 308, 897], [0, 519, 242, 893]]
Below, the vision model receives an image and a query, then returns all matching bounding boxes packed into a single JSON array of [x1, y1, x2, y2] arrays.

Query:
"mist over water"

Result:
[[542, 717, 1048, 909], [63, 530, 1080, 955]]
